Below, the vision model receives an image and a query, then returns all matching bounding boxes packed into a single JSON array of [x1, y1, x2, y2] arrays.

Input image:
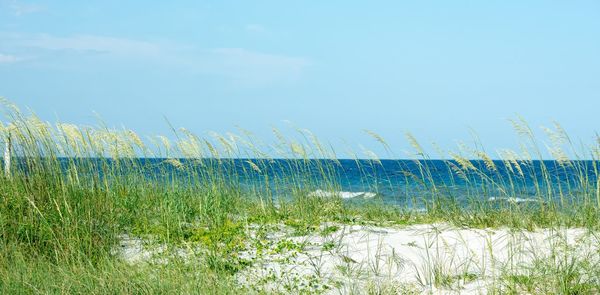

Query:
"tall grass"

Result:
[[0, 100, 598, 293]]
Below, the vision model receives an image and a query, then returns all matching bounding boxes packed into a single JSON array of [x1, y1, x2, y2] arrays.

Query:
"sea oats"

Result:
[[176, 130, 202, 158], [457, 141, 472, 154], [164, 158, 184, 170], [0, 122, 8, 140], [127, 130, 145, 150], [431, 142, 447, 159], [364, 129, 390, 152], [548, 146, 571, 167], [495, 149, 514, 173], [117, 132, 134, 158], [476, 151, 497, 172], [58, 123, 85, 154], [553, 121, 570, 143], [226, 133, 239, 150], [231, 134, 251, 152], [448, 161, 469, 182], [97, 129, 135, 159], [519, 143, 533, 162], [362, 149, 382, 166], [592, 146, 600, 160], [298, 128, 326, 157], [450, 152, 475, 171], [58, 124, 83, 143], [499, 149, 524, 177], [542, 126, 566, 146], [26, 116, 51, 138], [307, 131, 327, 157], [542, 123, 573, 167], [272, 127, 288, 147], [92, 129, 110, 154], [245, 160, 262, 173], [405, 132, 424, 156], [512, 161, 524, 178], [290, 142, 306, 158], [509, 116, 533, 138], [211, 132, 234, 155], [204, 139, 220, 158], [79, 127, 95, 149], [157, 135, 172, 153], [0, 97, 21, 114], [112, 131, 134, 158], [178, 139, 201, 158], [101, 130, 118, 158]]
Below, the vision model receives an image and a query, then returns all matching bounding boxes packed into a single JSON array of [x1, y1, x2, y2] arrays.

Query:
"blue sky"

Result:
[[1, 1, 599, 157]]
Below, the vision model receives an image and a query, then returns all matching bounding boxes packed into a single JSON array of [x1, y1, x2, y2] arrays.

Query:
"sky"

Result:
[[1, 0, 599, 158]]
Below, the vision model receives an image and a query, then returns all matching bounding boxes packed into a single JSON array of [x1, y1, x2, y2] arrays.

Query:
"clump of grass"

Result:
[[0, 245, 239, 294], [498, 241, 600, 294]]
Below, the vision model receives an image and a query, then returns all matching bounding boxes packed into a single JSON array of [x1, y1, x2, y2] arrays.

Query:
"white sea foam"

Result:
[[487, 196, 540, 203], [309, 189, 377, 199]]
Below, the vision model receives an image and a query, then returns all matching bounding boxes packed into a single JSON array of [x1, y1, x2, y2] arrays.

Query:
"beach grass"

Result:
[[0, 100, 599, 293]]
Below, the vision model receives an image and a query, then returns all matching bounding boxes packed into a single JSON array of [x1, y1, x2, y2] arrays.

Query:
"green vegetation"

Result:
[[0, 100, 599, 293]]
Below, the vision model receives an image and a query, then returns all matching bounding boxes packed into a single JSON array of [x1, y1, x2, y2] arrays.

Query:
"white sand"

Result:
[[238, 224, 598, 294], [114, 224, 599, 294]]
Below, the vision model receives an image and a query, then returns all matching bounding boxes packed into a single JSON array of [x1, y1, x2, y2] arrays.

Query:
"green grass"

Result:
[[0, 99, 599, 293], [0, 248, 239, 294]]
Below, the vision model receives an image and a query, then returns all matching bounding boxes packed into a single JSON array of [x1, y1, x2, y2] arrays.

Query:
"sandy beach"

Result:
[[115, 223, 599, 294]]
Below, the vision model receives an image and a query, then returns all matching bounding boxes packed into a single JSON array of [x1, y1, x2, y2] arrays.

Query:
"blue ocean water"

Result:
[[39, 158, 598, 207], [115, 159, 599, 206]]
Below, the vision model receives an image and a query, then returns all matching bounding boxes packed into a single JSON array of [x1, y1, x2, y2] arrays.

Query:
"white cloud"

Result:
[[21, 34, 163, 57], [0, 53, 22, 63], [4, 0, 44, 16], [1, 32, 312, 86]]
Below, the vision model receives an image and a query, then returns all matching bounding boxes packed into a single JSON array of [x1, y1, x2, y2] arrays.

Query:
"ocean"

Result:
[[47, 158, 599, 208]]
